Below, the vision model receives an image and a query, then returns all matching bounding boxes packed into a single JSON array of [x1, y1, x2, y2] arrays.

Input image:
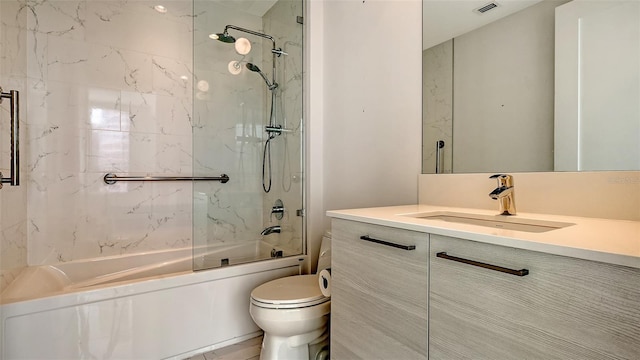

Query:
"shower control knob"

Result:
[[271, 199, 285, 221]]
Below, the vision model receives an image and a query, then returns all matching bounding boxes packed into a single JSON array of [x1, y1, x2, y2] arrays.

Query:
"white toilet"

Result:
[[249, 233, 331, 360]]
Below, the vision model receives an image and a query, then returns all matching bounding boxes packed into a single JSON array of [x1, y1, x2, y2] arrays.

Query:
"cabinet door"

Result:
[[430, 234, 640, 360], [331, 219, 428, 360]]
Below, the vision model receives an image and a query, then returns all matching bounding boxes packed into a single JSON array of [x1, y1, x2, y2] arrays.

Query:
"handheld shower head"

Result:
[[246, 63, 278, 90], [246, 63, 261, 72]]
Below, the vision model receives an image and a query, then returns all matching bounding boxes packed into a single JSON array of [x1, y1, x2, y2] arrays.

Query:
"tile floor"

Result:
[[186, 335, 263, 360]]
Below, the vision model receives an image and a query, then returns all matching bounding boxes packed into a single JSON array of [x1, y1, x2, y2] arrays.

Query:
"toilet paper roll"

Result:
[[318, 268, 331, 297]]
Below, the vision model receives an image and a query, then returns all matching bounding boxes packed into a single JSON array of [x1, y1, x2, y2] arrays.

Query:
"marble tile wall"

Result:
[[261, 0, 304, 254], [192, 0, 304, 263], [1, 0, 196, 274], [1, 0, 304, 286], [0, 0, 29, 290], [192, 1, 266, 260]]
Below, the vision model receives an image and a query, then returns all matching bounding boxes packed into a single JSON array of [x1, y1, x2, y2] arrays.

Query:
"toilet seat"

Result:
[[250, 275, 330, 309]]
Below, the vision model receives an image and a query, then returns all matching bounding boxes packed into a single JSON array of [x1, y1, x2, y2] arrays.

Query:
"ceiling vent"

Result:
[[474, 2, 500, 14]]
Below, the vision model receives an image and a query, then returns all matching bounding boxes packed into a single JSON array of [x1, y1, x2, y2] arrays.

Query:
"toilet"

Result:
[[249, 233, 331, 360]]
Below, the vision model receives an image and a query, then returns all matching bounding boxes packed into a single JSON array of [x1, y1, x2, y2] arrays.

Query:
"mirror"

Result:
[[422, 0, 640, 174]]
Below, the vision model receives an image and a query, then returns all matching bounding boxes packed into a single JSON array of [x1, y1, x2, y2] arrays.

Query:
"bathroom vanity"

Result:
[[330, 219, 428, 359], [327, 205, 640, 360]]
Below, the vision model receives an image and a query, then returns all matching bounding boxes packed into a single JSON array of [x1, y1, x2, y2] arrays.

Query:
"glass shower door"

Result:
[[192, 0, 304, 270]]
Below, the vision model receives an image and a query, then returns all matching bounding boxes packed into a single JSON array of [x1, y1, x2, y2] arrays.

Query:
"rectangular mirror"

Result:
[[422, 0, 640, 174]]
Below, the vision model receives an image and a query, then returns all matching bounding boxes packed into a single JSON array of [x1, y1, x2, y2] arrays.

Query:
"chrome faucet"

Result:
[[260, 225, 281, 236], [489, 174, 516, 215]]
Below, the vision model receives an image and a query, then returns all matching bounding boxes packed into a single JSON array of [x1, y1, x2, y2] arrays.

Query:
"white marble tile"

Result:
[[89, 46, 154, 94], [46, 37, 156, 93], [120, 92, 192, 135], [100, 211, 192, 255], [131, 132, 192, 174], [193, 70, 264, 135], [27, 0, 86, 41], [86, 0, 192, 62], [191, 1, 281, 250], [4, 0, 304, 268], [28, 171, 194, 263], [2, 25, 30, 81], [26, 80, 85, 128], [159, 135, 193, 174], [87, 129, 129, 172], [151, 56, 192, 97], [46, 35, 89, 85], [150, 0, 194, 26], [150, 181, 193, 215], [1, 0, 29, 290], [88, 131, 192, 176], [120, 91, 159, 134], [25, 38, 48, 96], [0, 0, 25, 30], [26, 124, 88, 174], [0, 206, 28, 276], [87, 88, 122, 130], [156, 96, 193, 136], [206, 188, 263, 242]]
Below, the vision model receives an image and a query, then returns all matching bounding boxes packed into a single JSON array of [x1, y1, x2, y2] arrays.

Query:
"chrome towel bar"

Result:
[[104, 173, 230, 185], [0, 87, 20, 189]]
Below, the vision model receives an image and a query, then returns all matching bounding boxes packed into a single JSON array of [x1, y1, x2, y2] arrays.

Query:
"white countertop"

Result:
[[326, 205, 640, 269]]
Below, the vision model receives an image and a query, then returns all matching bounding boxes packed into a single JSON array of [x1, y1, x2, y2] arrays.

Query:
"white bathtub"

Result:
[[0, 241, 306, 359]]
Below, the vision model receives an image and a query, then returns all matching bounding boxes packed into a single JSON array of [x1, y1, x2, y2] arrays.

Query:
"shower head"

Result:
[[246, 63, 278, 90], [210, 31, 236, 43], [246, 63, 261, 73]]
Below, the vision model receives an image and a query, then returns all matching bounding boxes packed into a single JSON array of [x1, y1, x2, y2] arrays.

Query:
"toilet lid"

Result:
[[251, 275, 329, 309]]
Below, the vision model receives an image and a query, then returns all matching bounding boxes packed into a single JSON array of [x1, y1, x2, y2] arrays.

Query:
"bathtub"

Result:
[[0, 241, 306, 359]]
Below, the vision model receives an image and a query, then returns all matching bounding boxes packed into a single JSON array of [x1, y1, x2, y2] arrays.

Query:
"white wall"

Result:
[[320, 0, 422, 232], [305, 0, 325, 273]]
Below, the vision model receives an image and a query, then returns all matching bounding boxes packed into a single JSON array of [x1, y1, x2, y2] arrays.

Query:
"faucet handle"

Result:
[[270, 199, 285, 221], [490, 174, 513, 187]]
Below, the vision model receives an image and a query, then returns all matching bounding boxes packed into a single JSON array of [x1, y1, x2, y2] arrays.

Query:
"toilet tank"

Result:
[[316, 231, 331, 273]]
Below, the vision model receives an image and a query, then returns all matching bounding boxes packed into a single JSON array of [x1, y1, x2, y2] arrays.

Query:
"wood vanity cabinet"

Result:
[[330, 219, 428, 359], [429, 234, 640, 360]]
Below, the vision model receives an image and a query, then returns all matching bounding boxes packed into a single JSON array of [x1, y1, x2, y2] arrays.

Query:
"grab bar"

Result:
[[104, 173, 230, 185], [435, 140, 445, 174], [0, 87, 20, 188]]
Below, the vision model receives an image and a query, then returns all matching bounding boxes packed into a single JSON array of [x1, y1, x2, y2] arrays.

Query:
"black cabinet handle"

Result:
[[436, 252, 529, 276], [360, 235, 416, 250]]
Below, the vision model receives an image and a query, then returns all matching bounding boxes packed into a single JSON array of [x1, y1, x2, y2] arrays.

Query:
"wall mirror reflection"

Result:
[[422, 0, 640, 174]]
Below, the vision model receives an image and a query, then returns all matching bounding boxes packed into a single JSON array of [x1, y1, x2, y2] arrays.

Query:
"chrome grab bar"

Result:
[[435, 140, 445, 174], [103, 173, 230, 185], [0, 87, 20, 189]]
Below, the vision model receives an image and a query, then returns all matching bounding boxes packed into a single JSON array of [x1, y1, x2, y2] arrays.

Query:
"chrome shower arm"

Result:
[[224, 25, 276, 49]]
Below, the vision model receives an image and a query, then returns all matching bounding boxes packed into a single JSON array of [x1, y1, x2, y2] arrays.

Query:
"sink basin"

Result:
[[406, 211, 574, 233]]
